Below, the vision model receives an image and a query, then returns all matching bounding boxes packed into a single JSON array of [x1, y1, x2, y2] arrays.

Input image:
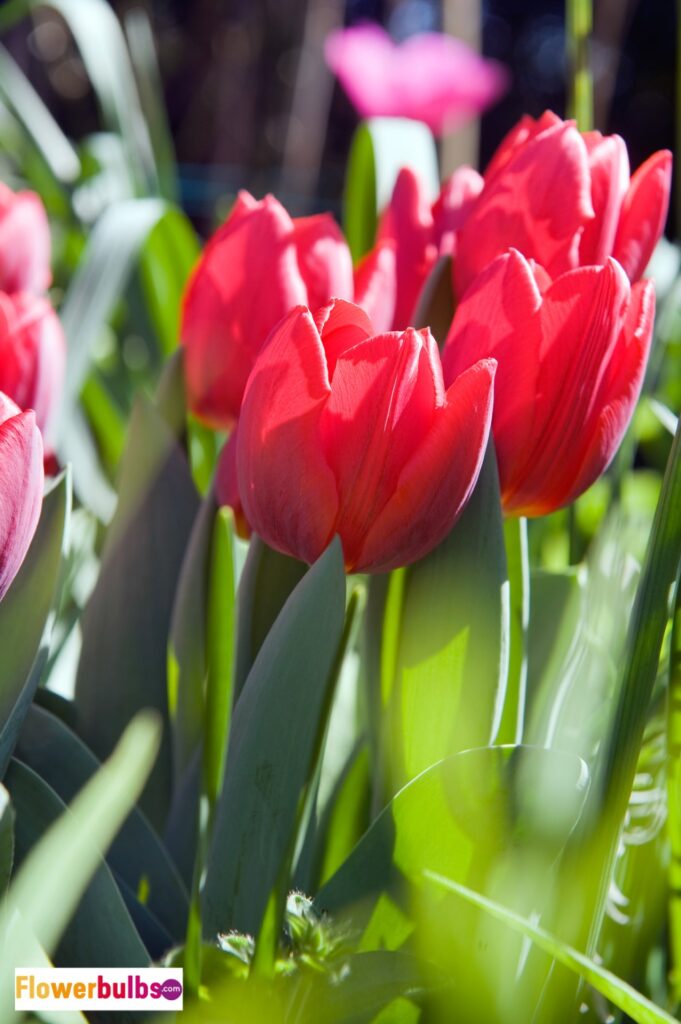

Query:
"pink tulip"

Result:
[[325, 24, 508, 136], [0, 183, 51, 294], [237, 298, 495, 573], [0, 292, 66, 447], [181, 191, 396, 429], [442, 251, 655, 516], [0, 392, 44, 601]]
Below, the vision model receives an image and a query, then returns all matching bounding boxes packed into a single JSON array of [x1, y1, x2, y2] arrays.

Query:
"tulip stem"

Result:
[[566, 0, 593, 130], [496, 516, 530, 745]]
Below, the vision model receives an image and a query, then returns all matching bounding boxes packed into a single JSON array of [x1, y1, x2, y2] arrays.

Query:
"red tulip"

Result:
[[0, 392, 44, 601], [452, 111, 672, 297], [378, 165, 483, 329], [324, 25, 508, 137], [441, 250, 655, 516], [0, 292, 66, 447], [0, 183, 51, 294], [237, 299, 495, 573], [181, 192, 396, 430]]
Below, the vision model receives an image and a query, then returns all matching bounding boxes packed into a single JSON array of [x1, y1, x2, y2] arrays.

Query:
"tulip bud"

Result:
[[0, 393, 44, 601], [237, 299, 495, 573], [181, 192, 396, 430], [0, 292, 66, 448], [0, 183, 51, 294], [442, 250, 655, 516]]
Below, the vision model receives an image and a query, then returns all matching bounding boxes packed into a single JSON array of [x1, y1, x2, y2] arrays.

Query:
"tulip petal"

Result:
[[237, 307, 338, 564], [503, 260, 631, 515], [292, 213, 354, 311], [352, 358, 495, 573], [483, 110, 562, 183], [613, 149, 672, 283], [182, 195, 308, 428], [579, 133, 630, 265], [319, 327, 442, 565], [442, 249, 543, 483], [353, 240, 396, 334], [455, 121, 594, 295], [0, 184, 51, 294], [562, 279, 655, 505], [0, 400, 43, 601], [432, 166, 484, 255], [314, 298, 375, 378], [379, 167, 438, 329]]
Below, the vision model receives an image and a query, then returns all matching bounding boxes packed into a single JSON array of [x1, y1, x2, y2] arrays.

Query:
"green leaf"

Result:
[[75, 397, 199, 827], [425, 870, 677, 1024], [378, 442, 509, 793], [139, 206, 199, 357], [315, 743, 371, 888], [203, 539, 346, 938], [343, 117, 439, 262], [0, 784, 13, 896], [34, 0, 157, 194], [495, 516, 529, 744], [0, 713, 160, 1020], [0, 43, 80, 185], [233, 537, 307, 703], [316, 745, 589, 936], [15, 703, 188, 941], [0, 472, 69, 776]]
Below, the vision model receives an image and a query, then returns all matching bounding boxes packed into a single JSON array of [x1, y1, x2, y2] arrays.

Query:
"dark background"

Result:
[[4, 0, 676, 232]]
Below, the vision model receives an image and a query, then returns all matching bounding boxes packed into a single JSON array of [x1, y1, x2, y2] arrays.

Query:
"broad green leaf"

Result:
[[0, 472, 69, 776], [203, 539, 346, 937], [15, 703, 188, 941], [379, 442, 509, 793], [425, 870, 677, 1024], [0, 713, 160, 1022], [0, 784, 13, 895], [525, 566, 585, 714], [0, 43, 80, 185], [316, 743, 371, 888], [139, 206, 199, 357], [343, 117, 439, 262], [34, 0, 157, 194], [75, 397, 199, 827], [233, 536, 307, 702]]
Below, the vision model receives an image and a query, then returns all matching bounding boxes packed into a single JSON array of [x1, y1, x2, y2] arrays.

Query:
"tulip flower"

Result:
[[452, 111, 672, 297], [324, 24, 508, 137], [181, 191, 396, 430], [378, 165, 483, 328], [441, 250, 655, 517], [0, 183, 51, 294], [237, 299, 495, 573], [0, 292, 66, 447], [0, 392, 44, 601]]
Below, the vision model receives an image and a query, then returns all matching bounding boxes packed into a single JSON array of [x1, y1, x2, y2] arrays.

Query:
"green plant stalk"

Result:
[[667, 576, 681, 999], [253, 587, 363, 977], [496, 516, 529, 744], [566, 0, 593, 130]]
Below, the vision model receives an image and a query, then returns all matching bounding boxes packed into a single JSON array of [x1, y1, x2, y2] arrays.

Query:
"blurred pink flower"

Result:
[[324, 24, 508, 136]]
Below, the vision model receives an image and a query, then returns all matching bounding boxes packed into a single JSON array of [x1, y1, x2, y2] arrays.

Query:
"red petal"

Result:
[[292, 213, 354, 311], [353, 240, 396, 334], [579, 134, 630, 265], [314, 298, 375, 378], [503, 260, 632, 515], [0, 185, 51, 294], [433, 166, 484, 254], [484, 110, 562, 183], [352, 358, 495, 572], [455, 121, 594, 295], [442, 249, 543, 483], [181, 195, 307, 429], [237, 307, 338, 564], [613, 149, 672, 282], [0, 403, 43, 601], [319, 327, 442, 566], [378, 167, 438, 329]]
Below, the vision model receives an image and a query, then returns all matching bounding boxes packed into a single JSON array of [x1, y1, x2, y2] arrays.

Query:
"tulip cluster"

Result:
[[0, 185, 62, 600], [182, 111, 671, 573]]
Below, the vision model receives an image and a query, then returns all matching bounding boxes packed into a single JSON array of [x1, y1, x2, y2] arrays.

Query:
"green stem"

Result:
[[496, 516, 530, 744], [566, 0, 593, 130], [667, 576, 681, 1000]]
